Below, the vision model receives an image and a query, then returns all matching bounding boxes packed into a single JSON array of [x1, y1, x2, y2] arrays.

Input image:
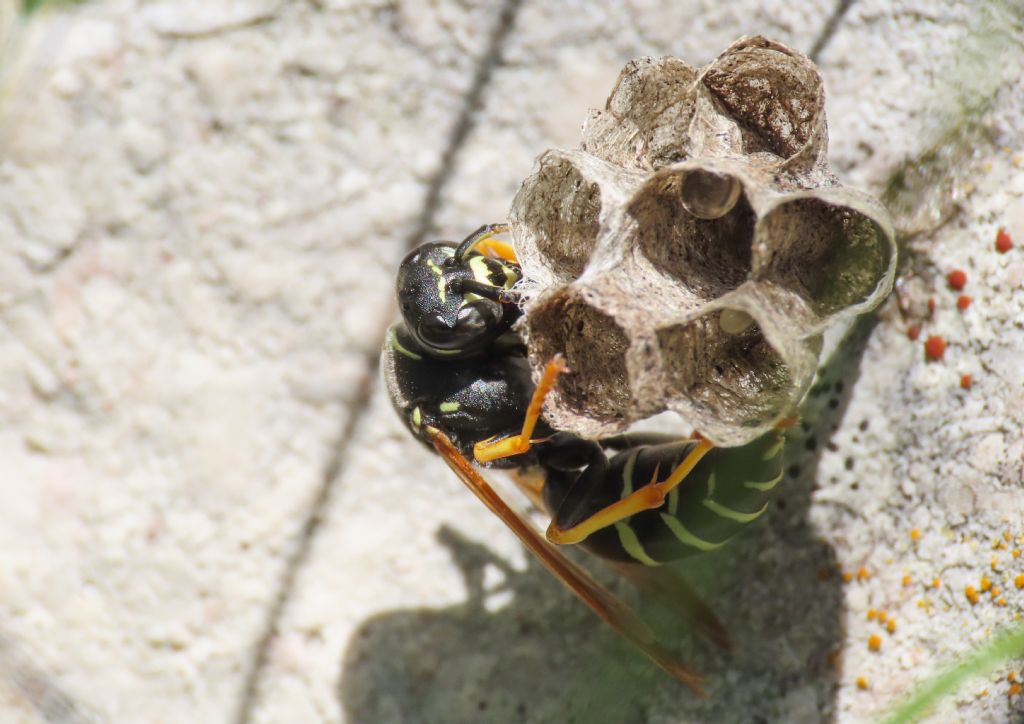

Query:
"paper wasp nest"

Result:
[[511, 36, 896, 446]]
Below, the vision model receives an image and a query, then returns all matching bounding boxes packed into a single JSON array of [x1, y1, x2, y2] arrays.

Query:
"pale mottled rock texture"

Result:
[[1, 1, 1022, 723]]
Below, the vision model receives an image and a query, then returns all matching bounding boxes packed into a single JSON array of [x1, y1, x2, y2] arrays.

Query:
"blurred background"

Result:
[[1, 1, 1022, 722]]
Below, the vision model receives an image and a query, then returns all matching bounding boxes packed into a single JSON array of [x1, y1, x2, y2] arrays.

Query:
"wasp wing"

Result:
[[427, 425, 706, 695]]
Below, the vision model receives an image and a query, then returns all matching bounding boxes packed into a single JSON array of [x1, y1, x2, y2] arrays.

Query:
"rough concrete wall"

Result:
[[0, 1, 1022, 723]]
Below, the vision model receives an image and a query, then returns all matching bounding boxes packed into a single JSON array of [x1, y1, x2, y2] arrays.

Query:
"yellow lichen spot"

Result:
[[932, 577, 941, 589], [917, 599, 929, 609], [910, 528, 922, 542], [1009, 672, 1018, 684], [857, 566, 870, 582], [1013, 549, 1021, 559], [998, 597, 1007, 607], [966, 586, 980, 605], [1005, 531, 1013, 542], [868, 634, 882, 652], [902, 574, 912, 587], [1015, 574, 1024, 590], [991, 586, 1001, 599], [877, 610, 888, 623], [866, 609, 877, 621], [842, 571, 854, 584], [1010, 683, 1023, 698], [991, 556, 1000, 572], [886, 619, 896, 634], [997, 541, 1007, 551], [980, 688, 989, 697], [1016, 612, 1022, 621], [856, 676, 869, 690], [981, 576, 993, 592]]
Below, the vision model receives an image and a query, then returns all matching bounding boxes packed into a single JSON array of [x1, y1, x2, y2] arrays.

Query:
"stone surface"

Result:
[[0, 1, 1022, 723]]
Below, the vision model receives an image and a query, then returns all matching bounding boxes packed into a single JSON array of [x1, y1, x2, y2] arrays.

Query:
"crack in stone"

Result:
[[809, 0, 856, 62]]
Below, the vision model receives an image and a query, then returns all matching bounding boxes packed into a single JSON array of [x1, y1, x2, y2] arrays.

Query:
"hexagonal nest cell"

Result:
[[510, 36, 896, 446]]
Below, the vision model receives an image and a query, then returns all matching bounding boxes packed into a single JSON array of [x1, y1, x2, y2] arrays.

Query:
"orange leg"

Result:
[[547, 437, 715, 545], [427, 425, 707, 695], [473, 355, 566, 464]]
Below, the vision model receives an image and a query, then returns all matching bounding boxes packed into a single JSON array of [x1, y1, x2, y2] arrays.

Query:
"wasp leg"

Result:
[[598, 432, 701, 450], [474, 354, 566, 464], [449, 278, 518, 304], [547, 438, 715, 545], [427, 425, 707, 695], [454, 223, 516, 262]]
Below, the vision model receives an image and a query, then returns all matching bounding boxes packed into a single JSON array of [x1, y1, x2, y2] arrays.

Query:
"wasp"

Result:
[[381, 224, 789, 694]]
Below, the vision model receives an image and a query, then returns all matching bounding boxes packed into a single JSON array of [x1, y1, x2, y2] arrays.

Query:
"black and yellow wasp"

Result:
[[381, 224, 788, 693]]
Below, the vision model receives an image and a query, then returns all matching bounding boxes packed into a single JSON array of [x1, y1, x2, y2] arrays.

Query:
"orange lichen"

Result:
[[932, 577, 942, 589], [842, 571, 854, 584], [910, 528, 922, 542], [1010, 683, 1022, 698], [981, 576, 993, 592], [996, 228, 1014, 253], [1009, 672, 1018, 684], [868, 634, 882, 652], [1015, 574, 1024, 589], [966, 586, 980, 604], [924, 336, 946, 361], [866, 608, 877, 621], [886, 619, 896, 634], [907, 324, 921, 341], [956, 294, 972, 310], [856, 676, 869, 690], [947, 269, 967, 290], [991, 587, 1001, 598], [902, 574, 912, 586], [960, 374, 973, 390], [857, 566, 871, 582], [1014, 550, 1022, 558]]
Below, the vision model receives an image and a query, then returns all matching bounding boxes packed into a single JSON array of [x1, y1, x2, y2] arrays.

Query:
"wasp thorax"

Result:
[[510, 36, 896, 445]]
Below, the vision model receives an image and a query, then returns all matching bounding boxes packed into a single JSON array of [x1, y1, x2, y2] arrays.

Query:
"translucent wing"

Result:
[[427, 425, 707, 695]]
